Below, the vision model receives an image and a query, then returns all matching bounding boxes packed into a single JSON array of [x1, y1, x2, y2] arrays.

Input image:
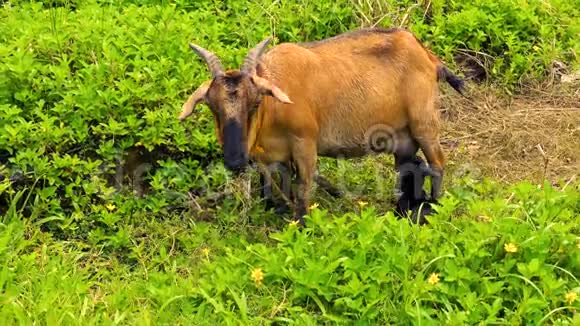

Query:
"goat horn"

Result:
[[189, 43, 224, 78], [241, 37, 272, 75]]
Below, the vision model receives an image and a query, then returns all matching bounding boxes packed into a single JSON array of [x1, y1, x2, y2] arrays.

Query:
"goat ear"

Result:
[[179, 80, 211, 121], [251, 75, 293, 104]]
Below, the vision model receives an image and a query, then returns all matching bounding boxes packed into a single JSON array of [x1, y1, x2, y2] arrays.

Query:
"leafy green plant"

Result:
[[1, 177, 578, 324], [0, 0, 579, 324]]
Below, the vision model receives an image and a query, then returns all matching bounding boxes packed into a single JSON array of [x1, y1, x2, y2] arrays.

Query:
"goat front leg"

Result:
[[258, 163, 275, 210], [292, 140, 317, 226], [279, 161, 293, 210], [258, 162, 293, 214]]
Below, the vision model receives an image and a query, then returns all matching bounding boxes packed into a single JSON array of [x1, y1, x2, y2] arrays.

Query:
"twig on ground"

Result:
[[536, 144, 549, 185], [188, 192, 203, 211], [561, 174, 577, 191]]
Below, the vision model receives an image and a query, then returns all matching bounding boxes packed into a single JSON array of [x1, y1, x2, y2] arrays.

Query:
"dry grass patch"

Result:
[[440, 81, 579, 186]]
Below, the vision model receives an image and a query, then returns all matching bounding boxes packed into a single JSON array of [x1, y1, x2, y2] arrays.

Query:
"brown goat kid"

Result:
[[179, 28, 464, 225]]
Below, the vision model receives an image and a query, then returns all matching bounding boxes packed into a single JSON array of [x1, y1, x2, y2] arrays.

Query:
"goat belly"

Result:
[[317, 125, 412, 158], [317, 144, 369, 159]]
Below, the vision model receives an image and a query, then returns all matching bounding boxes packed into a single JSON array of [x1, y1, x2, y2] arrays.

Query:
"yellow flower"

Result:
[[201, 247, 210, 259], [478, 215, 492, 223], [105, 203, 116, 211], [504, 243, 518, 253], [251, 267, 264, 286], [565, 291, 577, 305], [289, 220, 299, 227], [428, 272, 440, 285], [309, 202, 319, 210], [357, 200, 368, 208]]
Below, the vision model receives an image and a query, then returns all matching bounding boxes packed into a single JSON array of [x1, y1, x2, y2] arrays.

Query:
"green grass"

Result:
[[1, 178, 579, 324], [0, 0, 579, 324]]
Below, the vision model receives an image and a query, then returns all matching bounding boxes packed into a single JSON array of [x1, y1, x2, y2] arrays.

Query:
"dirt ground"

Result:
[[439, 79, 579, 187]]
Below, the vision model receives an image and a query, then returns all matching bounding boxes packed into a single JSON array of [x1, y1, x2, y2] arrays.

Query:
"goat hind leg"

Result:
[[407, 98, 445, 200], [415, 136, 444, 200], [291, 140, 317, 226]]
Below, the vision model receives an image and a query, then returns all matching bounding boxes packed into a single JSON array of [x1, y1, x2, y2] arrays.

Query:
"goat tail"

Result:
[[437, 65, 465, 96]]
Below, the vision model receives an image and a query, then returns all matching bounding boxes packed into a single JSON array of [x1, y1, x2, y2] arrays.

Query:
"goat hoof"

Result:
[[274, 203, 290, 215], [327, 188, 344, 198], [410, 202, 436, 225], [410, 212, 428, 225], [264, 199, 276, 211], [264, 199, 291, 215]]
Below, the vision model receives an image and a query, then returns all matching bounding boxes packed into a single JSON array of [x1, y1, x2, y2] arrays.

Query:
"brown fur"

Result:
[[180, 27, 464, 225]]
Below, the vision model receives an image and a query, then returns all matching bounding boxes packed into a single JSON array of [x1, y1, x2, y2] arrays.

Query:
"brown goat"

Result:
[[179, 27, 464, 225]]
